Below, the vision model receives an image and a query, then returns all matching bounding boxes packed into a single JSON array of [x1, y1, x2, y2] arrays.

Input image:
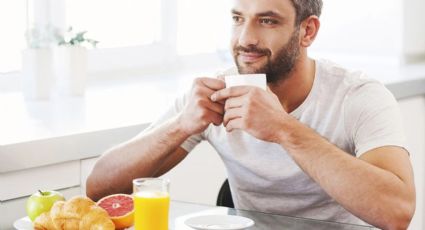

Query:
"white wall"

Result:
[[312, 0, 425, 64], [312, 0, 403, 56], [403, 0, 425, 60]]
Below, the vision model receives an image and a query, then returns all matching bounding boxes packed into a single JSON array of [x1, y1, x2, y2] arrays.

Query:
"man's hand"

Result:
[[177, 77, 226, 136], [211, 86, 288, 143]]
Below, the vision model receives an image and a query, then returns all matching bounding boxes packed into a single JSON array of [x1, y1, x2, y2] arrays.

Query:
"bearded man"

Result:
[[87, 0, 415, 229]]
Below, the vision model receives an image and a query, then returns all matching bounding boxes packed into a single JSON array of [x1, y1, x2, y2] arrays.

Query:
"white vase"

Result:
[[22, 48, 54, 100], [54, 46, 88, 96]]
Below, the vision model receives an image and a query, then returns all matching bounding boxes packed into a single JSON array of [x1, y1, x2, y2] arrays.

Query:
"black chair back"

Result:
[[216, 179, 234, 208]]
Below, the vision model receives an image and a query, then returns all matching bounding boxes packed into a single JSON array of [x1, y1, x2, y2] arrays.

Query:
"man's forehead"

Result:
[[231, 0, 295, 17]]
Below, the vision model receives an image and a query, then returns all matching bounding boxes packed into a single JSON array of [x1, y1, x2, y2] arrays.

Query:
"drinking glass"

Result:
[[133, 178, 170, 230]]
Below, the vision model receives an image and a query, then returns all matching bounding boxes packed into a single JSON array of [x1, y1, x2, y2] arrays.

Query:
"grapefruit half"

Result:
[[97, 194, 134, 229]]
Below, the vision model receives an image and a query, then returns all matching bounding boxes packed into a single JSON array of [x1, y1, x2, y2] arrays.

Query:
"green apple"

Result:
[[26, 190, 65, 221]]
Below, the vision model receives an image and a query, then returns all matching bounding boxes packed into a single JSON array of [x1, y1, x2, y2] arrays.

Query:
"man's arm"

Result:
[[86, 117, 191, 201], [278, 119, 415, 230], [212, 86, 415, 229], [86, 78, 225, 201]]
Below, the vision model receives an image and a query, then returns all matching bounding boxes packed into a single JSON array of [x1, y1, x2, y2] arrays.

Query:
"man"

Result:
[[87, 0, 415, 229]]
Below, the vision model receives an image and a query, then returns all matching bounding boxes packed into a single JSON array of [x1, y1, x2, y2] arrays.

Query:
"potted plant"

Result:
[[53, 27, 98, 96]]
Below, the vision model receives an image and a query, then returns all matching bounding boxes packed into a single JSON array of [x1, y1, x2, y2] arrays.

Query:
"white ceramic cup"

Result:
[[224, 74, 267, 90]]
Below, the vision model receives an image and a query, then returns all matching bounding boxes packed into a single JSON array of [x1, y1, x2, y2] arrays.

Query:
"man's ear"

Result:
[[299, 15, 320, 48]]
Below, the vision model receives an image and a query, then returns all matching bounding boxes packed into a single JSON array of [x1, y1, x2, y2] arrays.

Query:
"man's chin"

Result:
[[236, 63, 267, 75]]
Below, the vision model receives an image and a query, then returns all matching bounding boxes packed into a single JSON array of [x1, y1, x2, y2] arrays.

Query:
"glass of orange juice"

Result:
[[132, 178, 170, 230]]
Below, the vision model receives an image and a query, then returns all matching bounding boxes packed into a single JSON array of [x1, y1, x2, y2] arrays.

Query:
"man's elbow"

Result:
[[383, 201, 415, 230], [86, 173, 103, 202]]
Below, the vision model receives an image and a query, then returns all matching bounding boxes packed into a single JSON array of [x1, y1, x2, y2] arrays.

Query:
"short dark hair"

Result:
[[290, 0, 323, 26]]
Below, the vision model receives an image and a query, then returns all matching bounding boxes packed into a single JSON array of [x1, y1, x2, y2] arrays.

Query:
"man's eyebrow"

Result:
[[256, 11, 284, 19], [231, 9, 285, 20], [231, 9, 242, 15]]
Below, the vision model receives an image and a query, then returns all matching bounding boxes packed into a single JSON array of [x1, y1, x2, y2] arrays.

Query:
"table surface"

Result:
[[170, 201, 373, 230], [14, 200, 373, 230]]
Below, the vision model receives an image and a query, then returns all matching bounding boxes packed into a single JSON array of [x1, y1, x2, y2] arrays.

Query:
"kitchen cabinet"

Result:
[[80, 141, 228, 205], [398, 96, 425, 230]]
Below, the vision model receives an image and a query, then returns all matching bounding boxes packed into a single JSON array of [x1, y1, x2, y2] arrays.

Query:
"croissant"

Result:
[[34, 196, 115, 230]]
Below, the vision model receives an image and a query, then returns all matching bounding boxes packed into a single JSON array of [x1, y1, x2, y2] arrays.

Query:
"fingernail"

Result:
[[210, 94, 216, 101]]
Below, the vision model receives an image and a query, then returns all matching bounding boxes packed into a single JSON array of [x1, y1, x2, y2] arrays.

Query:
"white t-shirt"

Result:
[[147, 59, 406, 225]]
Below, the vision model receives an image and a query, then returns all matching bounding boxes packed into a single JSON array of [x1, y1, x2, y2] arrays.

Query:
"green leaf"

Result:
[[56, 27, 98, 47]]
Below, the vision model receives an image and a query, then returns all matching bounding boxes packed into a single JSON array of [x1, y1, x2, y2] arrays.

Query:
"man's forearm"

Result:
[[87, 77, 226, 201], [86, 115, 190, 201], [277, 117, 414, 229]]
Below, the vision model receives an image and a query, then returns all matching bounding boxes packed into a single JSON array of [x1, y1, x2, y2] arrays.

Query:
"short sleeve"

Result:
[[344, 81, 407, 157], [144, 92, 205, 153]]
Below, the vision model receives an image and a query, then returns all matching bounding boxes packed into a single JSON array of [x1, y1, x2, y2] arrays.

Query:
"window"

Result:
[[65, 0, 161, 48], [64, 0, 233, 72], [177, 0, 232, 55], [311, 0, 403, 57], [0, 1, 26, 73]]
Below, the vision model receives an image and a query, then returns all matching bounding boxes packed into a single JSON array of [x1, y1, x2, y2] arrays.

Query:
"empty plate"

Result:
[[13, 217, 32, 230], [184, 214, 255, 230]]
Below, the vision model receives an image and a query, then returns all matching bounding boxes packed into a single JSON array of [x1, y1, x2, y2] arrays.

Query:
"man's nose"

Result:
[[238, 24, 259, 47]]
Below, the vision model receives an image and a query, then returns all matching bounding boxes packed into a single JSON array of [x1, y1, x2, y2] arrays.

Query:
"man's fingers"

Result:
[[208, 110, 224, 126], [196, 77, 225, 91], [192, 83, 225, 106], [217, 99, 226, 105], [193, 88, 224, 114], [224, 97, 243, 111], [226, 117, 243, 132], [223, 107, 243, 127], [206, 101, 225, 115], [210, 86, 250, 102]]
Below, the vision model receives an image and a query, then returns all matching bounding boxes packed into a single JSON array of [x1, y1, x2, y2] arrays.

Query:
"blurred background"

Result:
[[0, 1, 424, 229], [1, 0, 424, 83]]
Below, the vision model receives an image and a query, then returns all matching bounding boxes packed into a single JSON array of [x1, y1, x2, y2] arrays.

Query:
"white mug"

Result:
[[224, 74, 267, 90]]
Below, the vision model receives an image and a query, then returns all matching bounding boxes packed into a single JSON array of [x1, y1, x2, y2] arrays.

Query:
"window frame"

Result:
[[1, 0, 226, 75], [70, 0, 180, 73]]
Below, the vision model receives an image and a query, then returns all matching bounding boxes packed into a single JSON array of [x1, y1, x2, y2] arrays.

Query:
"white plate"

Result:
[[13, 217, 135, 230], [13, 217, 33, 230], [184, 214, 254, 230]]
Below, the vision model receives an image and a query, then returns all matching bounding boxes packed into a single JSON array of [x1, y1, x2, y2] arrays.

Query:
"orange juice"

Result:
[[134, 191, 170, 230]]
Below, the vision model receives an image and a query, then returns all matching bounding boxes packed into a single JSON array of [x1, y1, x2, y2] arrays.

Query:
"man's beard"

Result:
[[233, 30, 300, 84]]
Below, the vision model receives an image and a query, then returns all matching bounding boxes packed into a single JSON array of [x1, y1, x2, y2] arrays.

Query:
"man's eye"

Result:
[[260, 18, 278, 25], [232, 16, 243, 24]]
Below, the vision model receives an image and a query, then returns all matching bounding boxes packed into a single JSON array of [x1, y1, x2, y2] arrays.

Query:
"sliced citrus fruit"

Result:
[[97, 194, 134, 229]]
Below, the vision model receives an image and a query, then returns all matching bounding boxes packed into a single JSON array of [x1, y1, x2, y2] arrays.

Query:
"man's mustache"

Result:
[[234, 45, 271, 56]]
